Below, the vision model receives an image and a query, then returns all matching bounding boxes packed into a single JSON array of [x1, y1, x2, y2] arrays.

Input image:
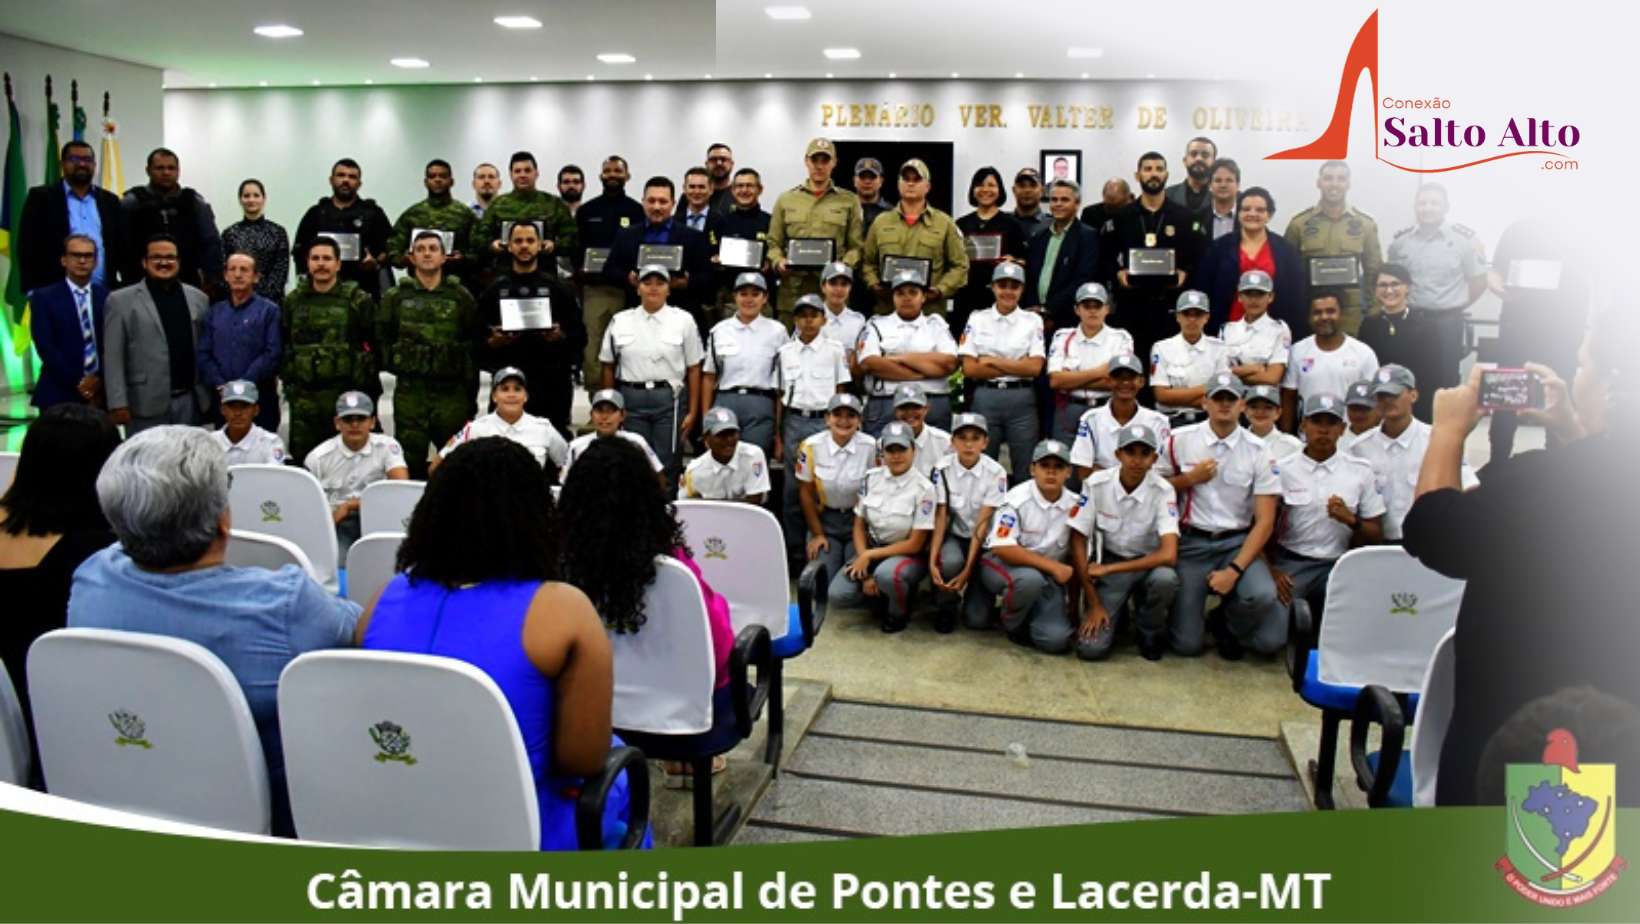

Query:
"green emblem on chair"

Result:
[[109, 710, 152, 749], [704, 536, 728, 561], [370, 721, 417, 765], [260, 500, 282, 523], [1390, 592, 1419, 615]]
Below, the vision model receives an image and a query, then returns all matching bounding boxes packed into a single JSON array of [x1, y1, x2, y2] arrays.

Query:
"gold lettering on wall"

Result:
[[1191, 106, 1310, 133], [1137, 106, 1168, 130], [821, 102, 937, 128], [822, 102, 1306, 132]]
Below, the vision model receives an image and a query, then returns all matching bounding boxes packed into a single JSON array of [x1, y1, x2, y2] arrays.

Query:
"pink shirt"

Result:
[[672, 547, 734, 688]]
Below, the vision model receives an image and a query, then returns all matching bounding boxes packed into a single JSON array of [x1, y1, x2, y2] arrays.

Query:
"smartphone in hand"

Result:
[[1478, 367, 1545, 412]]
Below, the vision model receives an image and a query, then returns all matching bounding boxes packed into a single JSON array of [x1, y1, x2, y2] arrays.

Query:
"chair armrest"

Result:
[[1349, 685, 1407, 809], [1285, 598, 1316, 693], [576, 745, 650, 850], [729, 625, 773, 738], [797, 559, 829, 649]]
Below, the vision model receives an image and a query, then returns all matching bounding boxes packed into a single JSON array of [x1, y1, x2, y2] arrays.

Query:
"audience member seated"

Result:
[[358, 437, 650, 849], [68, 426, 360, 834], [304, 390, 409, 561], [211, 380, 287, 465]]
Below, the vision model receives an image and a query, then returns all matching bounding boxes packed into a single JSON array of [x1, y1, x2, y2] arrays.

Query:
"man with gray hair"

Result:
[[69, 426, 360, 836]]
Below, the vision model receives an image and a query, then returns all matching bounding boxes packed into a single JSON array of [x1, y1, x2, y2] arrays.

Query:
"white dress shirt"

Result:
[[857, 312, 958, 396], [441, 410, 568, 469], [1070, 404, 1172, 471], [958, 306, 1046, 382], [1154, 423, 1280, 533], [986, 481, 1078, 560], [600, 305, 704, 388], [777, 335, 850, 411], [856, 466, 937, 546], [305, 433, 407, 507], [1272, 448, 1385, 560], [679, 442, 772, 500], [932, 452, 1009, 539], [1047, 324, 1135, 401], [1069, 469, 1180, 560], [704, 315, 787, 389]]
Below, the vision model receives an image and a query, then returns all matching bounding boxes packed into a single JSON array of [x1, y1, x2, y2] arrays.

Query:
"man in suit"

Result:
[[603, 176, 714, 325], [29, 234, 109, 410], [104, 235, 210, 432], [1023, 180, 1101, 332], [17, 140, 125, 294]]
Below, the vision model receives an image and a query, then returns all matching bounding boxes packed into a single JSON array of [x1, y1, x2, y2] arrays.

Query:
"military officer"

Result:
[[1385, 183, 1487, 394], [280, 237, 377, 462], [861, 159, 970, 316], [1283, 160, 1382, 336], [477, 221, 586, 435], [386, 159, 477, 276], [291, 158, 393, 300], [478, 151, 580, 271], [766, 137, 866, 329]]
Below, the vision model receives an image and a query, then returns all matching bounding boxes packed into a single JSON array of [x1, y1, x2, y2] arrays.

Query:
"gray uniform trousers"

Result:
[[619, 383, 686, 486], [710, 391, 777, 458], [864, 393, 953, 437], [976, 553, 1074, 654], [935, 535, 995, 629], [1173, 531, 1286, 656], [807, 506, 856, 590], [782, 413, 828, 559], [971, 383, 1039, 484], [1075, 558, 1181, 660], [1268, 548, 1337, 630], [831, 552, 929, 619]]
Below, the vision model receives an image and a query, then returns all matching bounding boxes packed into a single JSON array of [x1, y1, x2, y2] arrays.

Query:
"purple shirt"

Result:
[[198, 293, 283, 387]]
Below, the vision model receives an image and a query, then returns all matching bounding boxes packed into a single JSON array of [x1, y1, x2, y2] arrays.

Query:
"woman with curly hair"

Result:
[[357, 437, 649, 849]]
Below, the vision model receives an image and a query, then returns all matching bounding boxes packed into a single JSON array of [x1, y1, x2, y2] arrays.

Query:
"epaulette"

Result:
[[1451, 223, 1476, 237], [1394, 225, 1415, 238]]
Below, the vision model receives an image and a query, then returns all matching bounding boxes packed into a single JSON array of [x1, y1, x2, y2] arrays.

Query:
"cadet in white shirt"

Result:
[[980, 439, 1080, 654], [1268, 393, 1385, 622], [857, 267, 959, 434], [778, 295, 852, 562], [796, 393, 877, 584], [829, 420, 936, 633], [1047, 282, 1134, 445], [1348, 365, 1474, 541], [1151, 290, 1232, 427], [1220, 270, 1291, 387], [212, 380, 286, 466], [930, 413, 1010, 633], [1154, 374, 1285, 658], [889, 383, 952, 479], [1340, 380, 1379, 453], [434, 366, 568, 476], [304, 391, 410, 561], [1068, 424, 1180, 661], [679, 407, 771, 504], [818, 263, 867, 373], [702, 273, 787, 457], [1244, 384, 1302, 467], [598, 263, 705, 486], [1071, 353, 1171, 479], [1281, 292, 1379, 432], [562, 389, 665, 486], [960, 262, 1046, 484]]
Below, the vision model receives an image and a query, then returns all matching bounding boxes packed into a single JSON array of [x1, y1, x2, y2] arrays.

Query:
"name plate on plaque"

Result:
[[582, 247, 611, 274], [964, 233, 1004, 262], [719, 237, 766, 269], [1308, 255, 1360, 287], [787, 238, 835, 269], [1505, 259, 1562, 291], [501, 220, 545, 245], [500, 297, 553, 331], [409, 228, 455, 254], [1127, 248, 1176, 276], [882, 255, 934, 285], [637, 244, 685, 272], [318, 232, 361, 262]]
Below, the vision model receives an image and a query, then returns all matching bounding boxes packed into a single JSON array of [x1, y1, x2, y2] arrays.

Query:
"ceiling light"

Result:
[[823, 48, 861, 60], [254, 24, 303, 38], [764, 73, 773, 79], [493, 15, 542, 29], [645, 74, 654, 81], [529, 75, 539, 81], [586, 75, 595, 81], [765, 6, 811, 19], [364, 79, 373, 85], [825, 73, 834, 78], [1066, 47, 1104, 58], [1015, 72, 1025, 78], [1080, 72, 1089, 79], [704, 73, 713, 80], [259, 80, 268, 87], [597, 53, 636, 64], [1147, 73, 1156, 78], [391, 57, 430, 69], [208, 82, 217, 88], [310, 79, 321, 86]]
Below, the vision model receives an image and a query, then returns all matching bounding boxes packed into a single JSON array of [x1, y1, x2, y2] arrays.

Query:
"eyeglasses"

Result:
[[65, 155, 95, 165], [147, 255, 179, 264]]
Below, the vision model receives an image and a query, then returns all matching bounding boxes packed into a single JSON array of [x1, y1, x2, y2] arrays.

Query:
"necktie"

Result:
[[689, 213, 704, 231], [75, 286, 99, 375]]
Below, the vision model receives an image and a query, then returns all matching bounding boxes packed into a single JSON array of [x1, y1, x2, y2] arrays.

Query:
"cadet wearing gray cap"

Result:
[[1048, 281, 1136, 444], [1220, 269, 1292, 388], [778, 294, 853, 560], [598, 263, 705, 487], [858, 266, 959, 434], [1340, 379, 1380, 453], [702, 271, 787, 457], [563, 388, 665, 483], [816, 265, 867, 366], [861, 158, 970, 317], [828, 419, 935, 633], [1348, 364, 1473, 542], [1068, 423, 1182, 661], [679, 406, 772, 504], [305, 390, 410, 562], [1151, 289, 1231, 426], [795, 392, 877, 584], [434, 366, 569, 476], [930, 412, 1010, 633], [889, 382, 952, 480], [978, 439, 1081, 653], [960, 261, 1047, 484], [211, 380, 288, 466], [1243, 383, 1302, 467], [1069, 353, 1171, 477], [853, 157, 895, 233], [766, 137, 865, 329]]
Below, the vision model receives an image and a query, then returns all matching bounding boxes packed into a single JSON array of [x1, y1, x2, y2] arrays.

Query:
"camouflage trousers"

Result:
[[394, 376, 478, 479]]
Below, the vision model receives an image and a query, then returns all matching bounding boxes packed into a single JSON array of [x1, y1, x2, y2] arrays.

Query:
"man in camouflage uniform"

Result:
[[1283, 160, 1382, 336], [477, 151, 580, 274], [377, 231, 480, 478], [281, 237, 378, 461], [861, 158, 969, 317], [765, 137, 865, 330], [386, 159, 477, 279]]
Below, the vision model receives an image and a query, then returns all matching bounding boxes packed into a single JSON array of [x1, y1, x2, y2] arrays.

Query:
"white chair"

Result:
[[0, 659, 30, 786], [224, 529, 319, 582], [26, 628, 271, 834], [228, 464, 338, 593], [0, 451, 18, 490], [1351, 628, 1456, 808], [344, 532, 404, 605], [1411, 629, 1457, 807], [360, 480, 425, 536], [278, 650, 646, 850]]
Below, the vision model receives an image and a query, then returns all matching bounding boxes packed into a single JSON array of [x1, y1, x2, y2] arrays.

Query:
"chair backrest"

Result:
[[1412, 628, 1457, 808], [608, 557, 716, 735], [0, 451, 18, 490], [674, 500, 790, 643], [26, 628, 271, 834], [345, 533, 404, 605], [228, 464, 339, 593], [1316, 547, 1465, 694], [224, 529, 319, 582], [0, 658, 30, 786], [360, 480, 425, 536], [277, 650, 538, 849]]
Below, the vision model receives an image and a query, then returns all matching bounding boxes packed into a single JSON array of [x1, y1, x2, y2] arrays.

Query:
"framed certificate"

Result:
[[637, 243, 685, 272], [719, 237, 766, 269], [501, 220, 545, 245], [1127, 248, 1176, 276], [499, 297, 553, 331], [1505, 259, 1563, 291], [409, 227, 455, 254], [787, 238, 835, 268], [317, 232, 361, 262], [1308, 255, 1360, 287], [882, 255, 933, 284], [964, 233, 1004, 262], [582, 247, 611, 274]]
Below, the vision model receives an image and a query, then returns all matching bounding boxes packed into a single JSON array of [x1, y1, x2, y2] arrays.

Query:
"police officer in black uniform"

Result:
[[478, 221, 587, 436], [1102, 151, 1207, 377], [121, 147, 223, 294]]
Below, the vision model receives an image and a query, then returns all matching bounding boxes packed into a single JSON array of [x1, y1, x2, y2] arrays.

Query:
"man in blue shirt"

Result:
[[198, 252, 283, 429], [18, 140, 126, 293]]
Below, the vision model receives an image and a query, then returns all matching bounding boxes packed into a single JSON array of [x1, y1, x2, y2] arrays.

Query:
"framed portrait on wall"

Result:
[[1040, 149, 1082, 189]]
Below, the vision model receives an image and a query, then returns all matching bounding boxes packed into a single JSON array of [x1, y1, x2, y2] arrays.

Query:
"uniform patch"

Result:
[[996, 511, 1017, 538], [1167, 502, 1178, 519], [920, 499, 934, 516], [1301, 357, 1315, 374], [752, 460, 764, 478]]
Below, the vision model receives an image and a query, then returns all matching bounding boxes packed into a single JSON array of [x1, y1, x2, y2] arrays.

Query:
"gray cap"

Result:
[[1246, 384, 1281, 406], [890, 267, 929, 289], [335, 391, 374, 417], [1302, 393, 1346, 420], [793, 293, 827, 315], [951, 412, 987, 434], [1109, 353, 1145, 377], [221, 380, 259, 404], [1373, 364, 1417, 395], [1173, 290, 1211, 314], [733, 272, 767, 292], [637, 263, 670, 281], [854, 157, 883, 177], [821, 262, 853, 283], [703, 406, 740, 435], [1075, 282, 1110, 305], [1346, 381, 1375, 407], [992, 262, 1026, 284], [879, 420, 916, 449], [1237, 270, 1274, 293], [893, 382, 929, 408], [1205, 373, 1245, 399], [826, 393, 863, 414], [591, 388, 626, 410], [1117, 424, 1159, 451], [492, 366, 528, 389], [1030, 439, 1072, 464]]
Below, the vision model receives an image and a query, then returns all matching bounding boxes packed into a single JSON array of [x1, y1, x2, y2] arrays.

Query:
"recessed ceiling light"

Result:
[[259, 80, 268, 87], [951, 72, 959, 78], [704, 73, 713, 80], [529, 75, 539, 81], [597, 53, 636, 64], [1015, 72, 1025, 78], [823, 48, 861, 60], [887, 72, 897, 79], [765, 6, 811, 19], [586, 74, 595, 81], [310, 79, 321, 86], [825, 73, 834, 79], [254, 24, 303, 38], [764, 73, 773, 79], [493, 15, 542, 29], [364, 79, 373, 85], [391, 57, 430, 69], [644, 74, 654, 81], [473, 77, 483, 82], [1067, 47, 1104, 58], [208, 82, 217, 88], [1080, 72, 1089, 79], [1147, 73, 1156, 78]]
